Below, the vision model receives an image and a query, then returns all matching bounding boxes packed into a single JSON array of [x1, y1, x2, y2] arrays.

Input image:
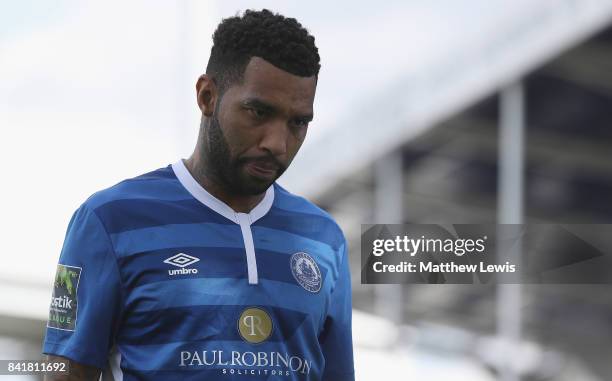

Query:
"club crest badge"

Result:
[[290, 252, 322, 293]]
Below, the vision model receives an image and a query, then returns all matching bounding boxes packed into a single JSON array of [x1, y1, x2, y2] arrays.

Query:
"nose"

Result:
[[258, 121, 288, 157]]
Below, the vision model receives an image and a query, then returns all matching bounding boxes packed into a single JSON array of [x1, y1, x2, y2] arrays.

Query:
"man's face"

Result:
[[200, 57, 317, 196]]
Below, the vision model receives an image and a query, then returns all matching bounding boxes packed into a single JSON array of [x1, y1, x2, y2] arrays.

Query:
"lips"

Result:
[[245, 160, 278, 179], [251, 160, 278, 171]]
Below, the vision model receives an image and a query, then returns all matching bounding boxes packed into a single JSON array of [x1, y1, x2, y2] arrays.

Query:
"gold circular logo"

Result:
[[237, 307, 273, 344]]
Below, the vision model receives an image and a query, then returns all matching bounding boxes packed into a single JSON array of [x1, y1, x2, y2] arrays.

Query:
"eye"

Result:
[[292, 119, 310, 129], [248, 107, 268, 119]]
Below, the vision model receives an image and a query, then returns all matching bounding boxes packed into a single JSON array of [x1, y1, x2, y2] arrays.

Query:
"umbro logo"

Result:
[[164, 253, 200, 268], [164, 253, 200, 276]]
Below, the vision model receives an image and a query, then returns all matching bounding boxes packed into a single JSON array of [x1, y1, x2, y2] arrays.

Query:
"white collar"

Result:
[[171, 159, 274, 225]]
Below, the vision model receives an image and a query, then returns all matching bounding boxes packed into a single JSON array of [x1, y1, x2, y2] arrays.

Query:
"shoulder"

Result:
[[60, 165, 187, 258], [71, 165, 188, 233], [272, 183, 346, 249], [81, 164, 183, 212]]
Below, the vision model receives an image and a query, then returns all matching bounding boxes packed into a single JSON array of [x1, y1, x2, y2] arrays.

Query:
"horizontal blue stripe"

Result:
[[117, 247, 328, 289], [273, 184, 329, 215], [119, 305, 309, 346], [87, 179, 189, 210], [125, 278, 329, 320], [117, 247, 245, 288], [111, 223, 243, 257], [256, 206, 343, 251], [98, 201, 341, 243], [111, 222, 342, 270], [97, 198, 233, 234]]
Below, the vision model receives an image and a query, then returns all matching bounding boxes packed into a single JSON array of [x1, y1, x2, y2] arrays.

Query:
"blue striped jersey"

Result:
[[42, 160, 354, 381]]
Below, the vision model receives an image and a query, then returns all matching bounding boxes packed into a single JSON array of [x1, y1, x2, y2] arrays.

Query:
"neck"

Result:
[[183, 156, 266, 214]]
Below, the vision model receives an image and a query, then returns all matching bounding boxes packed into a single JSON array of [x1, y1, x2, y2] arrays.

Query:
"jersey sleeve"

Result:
[[42, 203, 124, 369], [320, 240, 355, 381]]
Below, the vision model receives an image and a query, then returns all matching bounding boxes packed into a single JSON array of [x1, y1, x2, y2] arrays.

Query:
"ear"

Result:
[[195, 74, 218, 117]]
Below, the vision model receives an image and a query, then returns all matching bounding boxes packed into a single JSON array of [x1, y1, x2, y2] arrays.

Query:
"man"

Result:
[[42, 9, 354, 381]]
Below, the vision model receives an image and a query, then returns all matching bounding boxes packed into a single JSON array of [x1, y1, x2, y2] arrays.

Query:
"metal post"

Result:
[[374, 151, 404, 332], [497, 82, 525, 381]]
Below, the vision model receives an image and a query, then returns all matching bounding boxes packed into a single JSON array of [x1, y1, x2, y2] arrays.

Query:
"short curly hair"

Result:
[[206, 9, 320, 93]]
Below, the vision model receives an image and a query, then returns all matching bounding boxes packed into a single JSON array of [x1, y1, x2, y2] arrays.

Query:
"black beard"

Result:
[[198, 110, 284, 196]]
